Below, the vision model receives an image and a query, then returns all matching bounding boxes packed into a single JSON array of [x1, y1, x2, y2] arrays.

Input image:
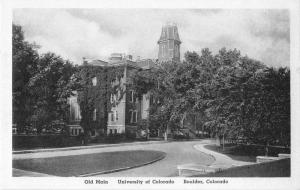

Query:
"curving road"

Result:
[[13, 140, 215, 177]]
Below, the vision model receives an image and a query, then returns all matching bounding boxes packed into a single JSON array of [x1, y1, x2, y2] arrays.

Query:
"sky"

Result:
[[13, 9, 290, 67]]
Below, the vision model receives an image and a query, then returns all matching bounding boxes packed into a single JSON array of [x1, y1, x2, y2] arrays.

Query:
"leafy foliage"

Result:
[[13, 24, 77, 132], [131, 47, 290, 147], [75, 65, 125, 135], [28, 53, 78, 132], [12, 24, 39, 131]]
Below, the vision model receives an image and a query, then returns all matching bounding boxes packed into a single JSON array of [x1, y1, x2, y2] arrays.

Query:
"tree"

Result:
[[131, 47, 289, 150], [28, 53, 78, 132], [12, 24, 39, 132], [242, 67, 290, 151], [131, 61, 186, 140], [13, 24, 78, 133]]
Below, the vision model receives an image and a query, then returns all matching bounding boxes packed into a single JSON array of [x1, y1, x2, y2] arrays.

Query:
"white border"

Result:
[[1, 0, 300, 189]]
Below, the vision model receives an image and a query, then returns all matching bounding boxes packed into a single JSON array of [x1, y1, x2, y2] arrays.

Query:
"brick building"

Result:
[[68, 23, 182, 137]]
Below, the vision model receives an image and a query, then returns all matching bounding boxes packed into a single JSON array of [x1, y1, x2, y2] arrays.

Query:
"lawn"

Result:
[[204, 143, 290, 163], [196, 158, 290, 177], [13, 150, 166, 177]]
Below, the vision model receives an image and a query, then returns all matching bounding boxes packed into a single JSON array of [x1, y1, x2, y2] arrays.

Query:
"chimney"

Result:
[[83, 57, 88, 65], [126, 55, 133, 60]]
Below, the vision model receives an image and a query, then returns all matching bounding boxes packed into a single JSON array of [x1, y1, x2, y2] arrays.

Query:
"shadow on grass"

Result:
[[204, 144, 257, 162]]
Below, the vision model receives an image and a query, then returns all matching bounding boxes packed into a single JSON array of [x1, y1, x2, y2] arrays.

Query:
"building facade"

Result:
[[68, 23, 181, 137]]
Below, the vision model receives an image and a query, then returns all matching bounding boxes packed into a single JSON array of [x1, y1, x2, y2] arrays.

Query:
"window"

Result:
[[118, 91, 121, 100], [168, 41, 174, 49], [133, 111, 137, 123], [130, 110, 137, 123], [111, 112, 114, 122], [114, 129, 117, 134], [115, 111, 118, 121], [111, 94, 118, 104], [110, 129, 113, 134], [93, 109, 97, 121], [92, 77, 97, 86], [110, 94, 114, 103], [168, 27, 173, 38], [164, 44, 168, 54], [70, 97, 81, 121], [130, 91, 134, 102], [175, 44, 179, 57], [150, 95, 153, 105]]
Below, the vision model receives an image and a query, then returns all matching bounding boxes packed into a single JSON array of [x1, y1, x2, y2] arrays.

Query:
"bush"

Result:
[[105, 133, 127, 143], [13, 135, 80, 149], [236, 144, 290, 156]]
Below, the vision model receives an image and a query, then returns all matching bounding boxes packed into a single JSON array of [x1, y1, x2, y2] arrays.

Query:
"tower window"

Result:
[[168, 27, 174, 38], [168, 41, 174, 49], [175, 44, 179, 58]]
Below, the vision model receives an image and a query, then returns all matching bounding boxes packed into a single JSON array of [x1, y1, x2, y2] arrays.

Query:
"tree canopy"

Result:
[[131, 48, 290, 146], [13, 24, 77, 133]]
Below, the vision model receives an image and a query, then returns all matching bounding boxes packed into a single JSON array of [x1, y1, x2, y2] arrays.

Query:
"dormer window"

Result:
[[92, 77, 97, 86]]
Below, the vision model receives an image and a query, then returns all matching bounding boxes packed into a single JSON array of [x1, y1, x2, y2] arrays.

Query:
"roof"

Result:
[[83, 57, 156, 70], [158, 23, 181, 43], [87, 59, 109, 67]]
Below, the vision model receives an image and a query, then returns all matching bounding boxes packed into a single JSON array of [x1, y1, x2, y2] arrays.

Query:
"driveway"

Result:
[[13, 140, 215, 177]]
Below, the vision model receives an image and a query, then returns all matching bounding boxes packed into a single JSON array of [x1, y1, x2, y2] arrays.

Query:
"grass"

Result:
[[204, 144, 257, 162], [13, 150, 165, 177], [196, 158, 290, 177]]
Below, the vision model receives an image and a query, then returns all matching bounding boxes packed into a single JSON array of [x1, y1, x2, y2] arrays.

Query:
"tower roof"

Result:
[[158, 23, 181, 44]]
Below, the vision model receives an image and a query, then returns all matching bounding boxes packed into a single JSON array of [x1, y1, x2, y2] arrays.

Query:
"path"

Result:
[[193, 139, 254, 167]]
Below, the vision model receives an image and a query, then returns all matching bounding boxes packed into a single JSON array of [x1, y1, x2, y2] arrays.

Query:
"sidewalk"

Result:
[[193, 140, 254, 167], [13, 140, 169, 154]]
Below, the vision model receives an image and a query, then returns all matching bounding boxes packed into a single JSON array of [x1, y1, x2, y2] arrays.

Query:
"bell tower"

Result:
[[158, 23, 181, 62]]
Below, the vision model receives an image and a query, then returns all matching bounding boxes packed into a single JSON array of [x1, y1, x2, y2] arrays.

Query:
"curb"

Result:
[[13, 168, 55, 177], [193, 144, 230, 163], [76, 152, 167, 177], [13, 141, 170, 154], [193, 144, 217, 164]]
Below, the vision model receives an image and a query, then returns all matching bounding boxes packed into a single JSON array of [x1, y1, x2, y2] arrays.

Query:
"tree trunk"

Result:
[[265, 141, 269, 156], [222, 134, 225, 151], [164, 124, 168, 141]]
